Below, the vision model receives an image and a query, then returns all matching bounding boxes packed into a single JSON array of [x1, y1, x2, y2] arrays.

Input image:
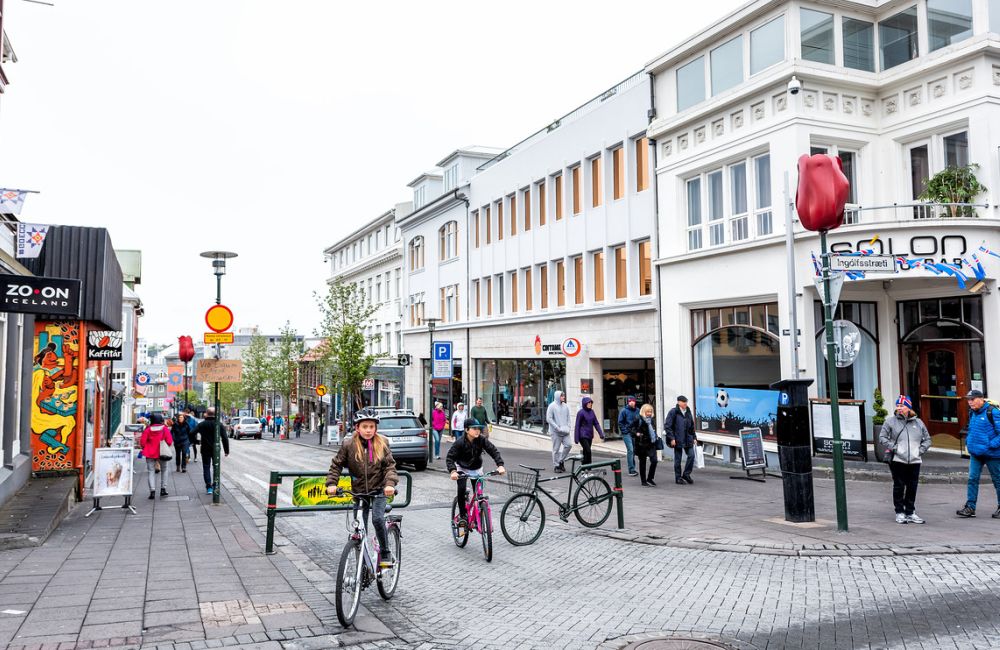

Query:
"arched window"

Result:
[[409, 237, 424, 271], [439, 221, 459, 261]]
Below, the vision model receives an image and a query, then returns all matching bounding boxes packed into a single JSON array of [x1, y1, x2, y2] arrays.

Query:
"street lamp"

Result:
[[200, 250, 237, 505], [425, 317, 441, 464]]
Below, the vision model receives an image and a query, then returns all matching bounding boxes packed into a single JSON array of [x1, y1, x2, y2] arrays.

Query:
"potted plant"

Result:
[[872, 388, 889, 462], [918, 164, 988, 218]]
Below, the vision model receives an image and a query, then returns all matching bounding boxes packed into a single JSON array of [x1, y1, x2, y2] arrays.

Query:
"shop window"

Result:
[[801, 8, 834, 64], [750, 15, 785, 74], [814, 301, 880, 430], [479, 358, 566, 433], [711, 35, 743, 95], [880, 6, 919, 70], [676, 56, 705, 111], [928, 0, 972, 51]]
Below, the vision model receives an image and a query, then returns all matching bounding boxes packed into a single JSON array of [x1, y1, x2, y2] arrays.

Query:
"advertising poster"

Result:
[[695, 386, 780, 439], [31, 321, 82, 471], [93, 447, 134, 497], [809, 400, 867, 460]]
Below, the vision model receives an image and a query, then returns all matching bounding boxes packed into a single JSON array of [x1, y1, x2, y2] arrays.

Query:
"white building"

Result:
[[325, 202, 412, 408], [647, 0, 1000, 460], [401, 74, 657, 437]]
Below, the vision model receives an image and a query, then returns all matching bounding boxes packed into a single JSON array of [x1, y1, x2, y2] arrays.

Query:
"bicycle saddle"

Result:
[[518, 463, 545, 472], [565, 454, 583, 461]]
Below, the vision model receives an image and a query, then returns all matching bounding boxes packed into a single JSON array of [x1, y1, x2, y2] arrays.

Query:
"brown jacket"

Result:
[[326, 435, 399, 494]]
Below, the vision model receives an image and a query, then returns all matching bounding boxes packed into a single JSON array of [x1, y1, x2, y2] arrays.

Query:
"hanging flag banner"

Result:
[[0, 189, 31, 216], [15, 223, 49, 259]]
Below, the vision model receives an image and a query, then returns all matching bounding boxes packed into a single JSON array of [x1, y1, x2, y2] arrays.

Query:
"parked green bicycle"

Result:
[[500, 454, 614, 546]]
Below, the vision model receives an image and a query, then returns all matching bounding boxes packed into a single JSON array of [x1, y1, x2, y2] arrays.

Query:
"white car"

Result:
[[233, 417, 263, 439]]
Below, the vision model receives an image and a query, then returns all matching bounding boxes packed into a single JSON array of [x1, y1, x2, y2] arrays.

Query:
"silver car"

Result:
[[345, 409, 428, 471], [233, 416, 262, 439]]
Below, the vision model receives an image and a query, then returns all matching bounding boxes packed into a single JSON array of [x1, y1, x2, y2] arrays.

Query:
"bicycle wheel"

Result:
[[500, 493, 545, 546], [480, 502, 493, 562], [377, 526, 401, 600], [335, 541, 362, 627], [573, 476, 613, 528], [451, 497, 469, 548]]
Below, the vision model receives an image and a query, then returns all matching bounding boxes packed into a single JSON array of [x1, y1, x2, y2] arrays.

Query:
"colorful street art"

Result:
[[31, 321, 81, 471]]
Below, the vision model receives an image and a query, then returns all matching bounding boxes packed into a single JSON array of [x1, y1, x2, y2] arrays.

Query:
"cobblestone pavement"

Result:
[[227, 438, 1000, 650]]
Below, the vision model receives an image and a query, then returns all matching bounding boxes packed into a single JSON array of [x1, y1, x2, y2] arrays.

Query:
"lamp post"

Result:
[[425, 317, 441, 464], [200, 250, 237, 505]]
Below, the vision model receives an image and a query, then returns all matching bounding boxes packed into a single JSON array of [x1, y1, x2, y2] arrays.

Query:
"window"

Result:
[[993, 0, 1000, 33], [408, 237, 424, 271], [410, 301, 425, 327], [591, 156, 602, 207], [511, 271, 519, 313], [843, 18, 875, 71], [556, 260, 566, 307], [593, 251, 605, 303], [572, 166, 582, 214], [880, 6, 919, 70], [538, 181, 547, 226], [540, 264, 549, 309], [414, 186, 426, 210], [711, 36, 743, 95], [754, 154, 773, 235], [395, 269, 401, 298], [573, 257, 584, 305], [554, 175, 564, 220], [635, 138, 649, 192], [676, 56, 705, 111], [638, 241, 652, 296], [729, 162, 749, 242], [751, 15, 785, 74], [525, 267, 533, 311], [614, 246, 627, 299], [801, 8, 834, 64], [376, 276, 382, 302], [928, 0, 972, 51], [440, 284, 459, 323], [443, 164, 459, 191], [497, 201, 504, 241], [686, 178, 703, 251], [686, 153, 772, 250], [612, 147, 625, 200], [486, 277, 493, 315], [474, 209, 480, 248], [811, 146, 858, 222], [486, 206, 492, 243], [708, 170, 724, 246], [498, 274, 505, 314], [474, 279, 481, 318], [439, 221, 458, 261], [524, 188, 532, 231], [509, 195, 517, 235], [910, 143, 930, 217], [945, 131, 969, 167]]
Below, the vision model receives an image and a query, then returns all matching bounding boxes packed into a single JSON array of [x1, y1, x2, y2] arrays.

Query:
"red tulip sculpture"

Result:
[[795, 153, 850, 232], [178, 336, 195, 363]]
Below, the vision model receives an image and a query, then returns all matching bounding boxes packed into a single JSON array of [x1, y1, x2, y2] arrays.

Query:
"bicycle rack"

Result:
[[578, 458, 625, 529], [264, 469, 413, 553]]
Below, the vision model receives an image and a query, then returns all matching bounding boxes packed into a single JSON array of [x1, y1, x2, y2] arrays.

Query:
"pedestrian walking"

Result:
[[294, 413, 303, 437], [879, 395, 931, 524], [140, 413, 173, 499], [267, 414, 274, 438], [193, 408, 230, 495], [172, 412, 192, 473], [617, 396, 640, 477], [186, 410, 200, 461], [431, 402, 447, 449], [956, 390, 1000, 519], [635, 403, 661, 486], [450, 403, 467, 453], [574, 397, 605, 466], [469, 397, 491, 439], [276, 414, 284, 438], [664, 395, 697, 485], [546, 390, 572, 472]]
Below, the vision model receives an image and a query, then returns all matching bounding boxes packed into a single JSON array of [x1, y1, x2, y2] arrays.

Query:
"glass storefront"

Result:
[[476, 358, 566, 432], [421, 360, 463, 421], [602, 359, 655, 437], [814, 301, 879, 432]]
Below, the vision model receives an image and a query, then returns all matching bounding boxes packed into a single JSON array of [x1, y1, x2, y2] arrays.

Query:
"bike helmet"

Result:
[[464, 417, 485, 431], [353, 408, 380, 426]]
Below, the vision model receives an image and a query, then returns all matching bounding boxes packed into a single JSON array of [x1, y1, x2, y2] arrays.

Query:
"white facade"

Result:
[[648, 0, 1000, 457]]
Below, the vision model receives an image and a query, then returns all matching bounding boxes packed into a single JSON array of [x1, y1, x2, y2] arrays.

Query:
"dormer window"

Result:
[[414, 185, 427, 210], [443, 164, 459, 192]]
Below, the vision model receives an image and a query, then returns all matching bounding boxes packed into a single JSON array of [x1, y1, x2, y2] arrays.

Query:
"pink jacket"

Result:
[[140, 424, 173, 458], [431, 408, 447, 431]]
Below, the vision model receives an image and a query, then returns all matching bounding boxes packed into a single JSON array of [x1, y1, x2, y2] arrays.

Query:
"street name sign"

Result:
[[830, 255, 896, 273], [204, 332, 234, 344]]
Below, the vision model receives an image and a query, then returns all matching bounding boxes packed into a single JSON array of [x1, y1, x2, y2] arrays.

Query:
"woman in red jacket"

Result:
[[140, 413, 173, 499]]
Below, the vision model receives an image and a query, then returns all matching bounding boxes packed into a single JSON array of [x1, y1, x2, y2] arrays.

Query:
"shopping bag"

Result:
[[694, 445, 705, 469], [159, 439, 173, 461]]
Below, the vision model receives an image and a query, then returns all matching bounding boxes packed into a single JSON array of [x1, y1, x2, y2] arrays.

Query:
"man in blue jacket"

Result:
[[956, 390, 1000, 518], [617, 396, 640, 477]]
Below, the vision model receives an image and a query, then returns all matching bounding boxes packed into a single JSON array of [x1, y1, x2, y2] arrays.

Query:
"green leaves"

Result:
[[918, 164, 987, 218]]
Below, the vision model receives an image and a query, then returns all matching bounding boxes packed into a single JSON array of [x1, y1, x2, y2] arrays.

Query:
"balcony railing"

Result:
[[835, 201, 991, 225]]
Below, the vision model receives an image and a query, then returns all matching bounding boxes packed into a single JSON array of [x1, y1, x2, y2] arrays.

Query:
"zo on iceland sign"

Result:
[[0, 274, 81, 317]]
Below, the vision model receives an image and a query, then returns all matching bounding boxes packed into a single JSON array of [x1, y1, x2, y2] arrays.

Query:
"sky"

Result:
[[0, 0, 746, 345]]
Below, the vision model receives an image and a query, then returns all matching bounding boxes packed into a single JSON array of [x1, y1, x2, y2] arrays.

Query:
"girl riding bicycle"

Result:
[[447, 418, 506, 528], [326, 410, 398, 567]]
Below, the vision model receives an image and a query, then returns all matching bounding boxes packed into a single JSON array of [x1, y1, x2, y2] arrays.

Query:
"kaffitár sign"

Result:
[[86, 330, 124, 361], [0, 274, 81, 317]]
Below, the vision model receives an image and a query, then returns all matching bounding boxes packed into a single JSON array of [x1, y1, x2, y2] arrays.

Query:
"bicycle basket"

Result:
[[506, 471, 537, 493]]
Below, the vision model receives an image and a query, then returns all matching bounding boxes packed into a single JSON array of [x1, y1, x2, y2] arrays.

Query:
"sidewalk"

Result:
[[0, 457, 393, 650]]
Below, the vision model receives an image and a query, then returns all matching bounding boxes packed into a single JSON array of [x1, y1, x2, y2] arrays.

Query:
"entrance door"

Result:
[[917, 342, 969, 449]]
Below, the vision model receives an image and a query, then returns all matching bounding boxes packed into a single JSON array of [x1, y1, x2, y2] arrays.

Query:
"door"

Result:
[[918, 342, 968, 450]]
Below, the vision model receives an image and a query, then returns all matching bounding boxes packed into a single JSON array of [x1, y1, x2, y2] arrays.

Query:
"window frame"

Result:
[[638, 240, 652, 296], [591, 155, 603, 208], [684, 151, 773, 251], [524, 187, 532, 231], [554, 174, 564, 220], [635, 137, 650, 193], [572, 166, 582, 215], [538, 179, 547, 226], [614, 245, 627, 300], [408, 236, 425, 271], [592, 250, 605, 303]]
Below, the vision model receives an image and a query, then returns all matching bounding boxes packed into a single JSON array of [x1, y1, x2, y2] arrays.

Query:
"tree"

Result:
[[216, 382, 245, 415], [175, 389, 204, 410], [269, 322, 303, 423], [316, 281, 385, 426], [241, 334, 271, 414]]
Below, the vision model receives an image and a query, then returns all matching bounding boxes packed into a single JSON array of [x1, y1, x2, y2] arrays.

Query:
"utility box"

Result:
[[770, 379, 815, 523]]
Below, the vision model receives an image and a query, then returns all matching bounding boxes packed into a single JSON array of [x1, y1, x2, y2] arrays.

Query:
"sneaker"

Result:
[[675, 478, 685, 485], [557, 463, 566, 472], [647, 480, 657, 487], [148, 491, 155, 500], [993, 507, 1000, 519], [906, 513, 925, 524], [160, 488, 168, 498], [956, 505, 976, 518], [207, 487, 214, 495], [628, 471, 639, 477], [682, 476, 694, 484], [895, 513, 908, 524]]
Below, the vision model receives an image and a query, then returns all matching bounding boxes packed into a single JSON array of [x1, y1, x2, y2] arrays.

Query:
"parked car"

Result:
[[232, 416, 263, 440], [343, 408, 428, 471]]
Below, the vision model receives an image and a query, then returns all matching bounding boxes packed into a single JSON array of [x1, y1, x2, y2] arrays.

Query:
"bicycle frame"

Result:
[[464, 475, 492, 532], [531, 462, 607, 516]]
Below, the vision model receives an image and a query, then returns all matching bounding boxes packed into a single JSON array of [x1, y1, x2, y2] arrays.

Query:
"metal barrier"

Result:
[[580, 458, 625, 529], [264, 469, 412, 553]]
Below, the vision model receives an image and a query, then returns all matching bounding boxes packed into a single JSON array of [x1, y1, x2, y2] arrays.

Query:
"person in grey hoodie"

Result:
[[878, 395, 931, 524], [546, 391, 572, 473]]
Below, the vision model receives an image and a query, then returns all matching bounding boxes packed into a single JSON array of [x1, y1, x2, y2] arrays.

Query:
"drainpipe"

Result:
[[457, 191, 472, 404], [647, 72, 666, 417]]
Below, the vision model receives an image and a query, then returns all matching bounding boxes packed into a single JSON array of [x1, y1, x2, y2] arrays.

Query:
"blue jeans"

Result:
[[966, 455, 1000, 510], [431, 429, 442, 457], [621, 433, 636, 473], [202, 456, 214, 489]]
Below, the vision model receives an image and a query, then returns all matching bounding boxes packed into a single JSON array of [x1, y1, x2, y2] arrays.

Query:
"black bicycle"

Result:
[[500, 455, 614, 546], [335, 490, 402, 627]]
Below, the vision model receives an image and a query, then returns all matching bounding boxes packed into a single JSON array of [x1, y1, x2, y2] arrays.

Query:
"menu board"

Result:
[[809, 400, 868, 460], [739, 427, 767, 469]]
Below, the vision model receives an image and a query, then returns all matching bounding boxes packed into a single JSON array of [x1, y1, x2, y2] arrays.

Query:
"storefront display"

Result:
[[814, 301, 879, 434], [475, 358, 565, 432], [601, 359, 655, 437]]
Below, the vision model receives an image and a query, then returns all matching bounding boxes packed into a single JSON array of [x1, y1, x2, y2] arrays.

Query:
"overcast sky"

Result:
[[0, 0, 745, 345]]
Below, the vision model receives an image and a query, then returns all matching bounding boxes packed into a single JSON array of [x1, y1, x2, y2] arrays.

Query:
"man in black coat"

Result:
[[663, 396, 697, 485], [193, 408, 229, 495]]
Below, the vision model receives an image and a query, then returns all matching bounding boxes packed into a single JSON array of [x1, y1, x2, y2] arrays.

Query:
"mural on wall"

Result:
[[31, 321, 81, 471]]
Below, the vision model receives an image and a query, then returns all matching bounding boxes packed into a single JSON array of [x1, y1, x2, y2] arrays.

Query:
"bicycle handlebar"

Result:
[[454, 470, 503, 478]]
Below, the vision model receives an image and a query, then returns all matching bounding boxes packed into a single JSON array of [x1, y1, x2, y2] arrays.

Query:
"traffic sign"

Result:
[[362, 378, 375, 391], [814, 272, 845, 311], [397, 353, 411, 366], [316, 384, 328, 397], [432, 341, 452, 379], [831, 254, 896, 273], [205, 304, 234, 333], [204, 331, 234, 344]]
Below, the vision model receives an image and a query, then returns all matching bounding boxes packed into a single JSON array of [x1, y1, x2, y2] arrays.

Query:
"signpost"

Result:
[[432, 341, 452, 379], [830, 254, 897, 273], [204, 304, 234, 333]]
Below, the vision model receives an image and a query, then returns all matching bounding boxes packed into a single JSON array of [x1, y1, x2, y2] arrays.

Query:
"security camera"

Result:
[[787, 76, 802, 95]]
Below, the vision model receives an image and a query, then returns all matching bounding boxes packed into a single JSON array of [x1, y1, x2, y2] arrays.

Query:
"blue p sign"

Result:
[[434, 342, 452, 361]]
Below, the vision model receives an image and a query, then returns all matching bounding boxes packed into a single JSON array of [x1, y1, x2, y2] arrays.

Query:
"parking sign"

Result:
[[432, 341, 452, 379]]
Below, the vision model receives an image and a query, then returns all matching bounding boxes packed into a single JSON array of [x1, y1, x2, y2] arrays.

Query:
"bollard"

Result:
[[613, 458, 624, 529], [265, 471, 281, 554]]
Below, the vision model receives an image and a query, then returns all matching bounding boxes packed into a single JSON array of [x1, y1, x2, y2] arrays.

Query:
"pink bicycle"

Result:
[[451, 470, 501, 562]]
